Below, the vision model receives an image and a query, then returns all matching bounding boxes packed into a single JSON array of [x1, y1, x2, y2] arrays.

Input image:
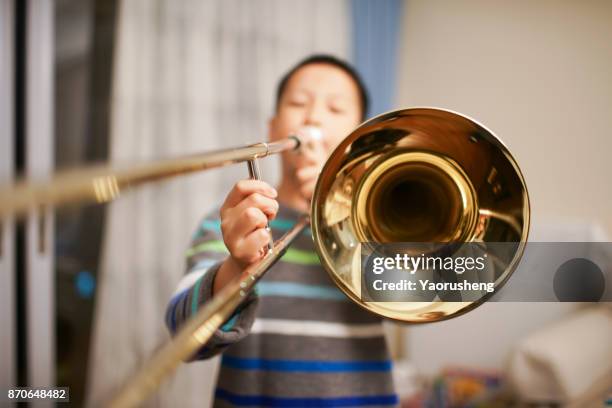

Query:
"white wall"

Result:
[[396, 0, 612, 375], [397, 0, 612, 235], [405, 303, 576, 376]]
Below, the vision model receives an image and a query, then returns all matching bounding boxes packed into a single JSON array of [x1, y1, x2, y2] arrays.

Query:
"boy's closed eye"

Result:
[[287, 100, 307, 107], [329, 105, 346, 114], [328, 98, 349, 115]]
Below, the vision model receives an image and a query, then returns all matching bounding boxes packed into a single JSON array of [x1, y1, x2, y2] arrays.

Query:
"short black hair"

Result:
[[275, 54, 369, 121]]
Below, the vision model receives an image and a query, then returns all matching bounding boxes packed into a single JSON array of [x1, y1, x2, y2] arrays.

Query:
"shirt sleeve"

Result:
[[165, 209, 259, 361]]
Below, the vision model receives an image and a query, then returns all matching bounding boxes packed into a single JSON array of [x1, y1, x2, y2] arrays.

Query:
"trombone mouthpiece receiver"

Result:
[[291, 126, 324, 154], [300, 126, 323, 141], [292, 125, 323, 142]]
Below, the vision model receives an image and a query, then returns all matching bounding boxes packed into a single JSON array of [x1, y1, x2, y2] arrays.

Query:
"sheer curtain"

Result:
[[86, 1, 349, 406]]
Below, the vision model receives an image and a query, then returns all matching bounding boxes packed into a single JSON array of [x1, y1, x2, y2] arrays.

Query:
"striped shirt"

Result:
[[166, 205, 398, 407]]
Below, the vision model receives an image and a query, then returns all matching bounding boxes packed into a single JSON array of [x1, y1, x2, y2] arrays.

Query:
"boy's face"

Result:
[[269, 63, 362, 183]]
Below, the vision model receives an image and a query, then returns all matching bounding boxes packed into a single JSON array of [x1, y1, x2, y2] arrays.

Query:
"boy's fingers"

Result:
[[222, 180, 277, 210], [229, 206, 269, 240], [232, 193, 279, 219], [221, 191, 278, 258], [233, 228, 272, 264]]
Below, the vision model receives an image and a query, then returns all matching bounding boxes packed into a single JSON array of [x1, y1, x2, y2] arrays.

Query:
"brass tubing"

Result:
[[108, 216, 309, 408], [0, 137, 299, 218]]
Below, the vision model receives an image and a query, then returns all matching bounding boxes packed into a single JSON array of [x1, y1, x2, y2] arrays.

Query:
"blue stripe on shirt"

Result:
[[215, 388, 399, 407], [192, 258, 218, 271], [256, 282, 347, 301], [221, 356, 392, 372], [191, 273, 238, 333], [167, 288, 189, 332], [221, 313, 239, 331]]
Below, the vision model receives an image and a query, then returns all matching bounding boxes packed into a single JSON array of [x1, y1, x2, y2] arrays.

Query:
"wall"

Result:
[[395, 0, 612, 375], [397, 0, 612, 235]]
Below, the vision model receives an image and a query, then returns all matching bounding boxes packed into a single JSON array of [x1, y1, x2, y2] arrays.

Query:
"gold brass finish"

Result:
[[0, 138, 299, 218], [311, 107, 530, 323], [353, 151, 477, 244]]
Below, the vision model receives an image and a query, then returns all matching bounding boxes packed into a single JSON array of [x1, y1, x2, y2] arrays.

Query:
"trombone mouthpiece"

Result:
[[291, 126, 324, 153], [300, 126, 323, 141]]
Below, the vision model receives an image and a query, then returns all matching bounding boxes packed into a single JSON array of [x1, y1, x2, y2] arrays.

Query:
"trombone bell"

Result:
[[311, 107, 530, 323]]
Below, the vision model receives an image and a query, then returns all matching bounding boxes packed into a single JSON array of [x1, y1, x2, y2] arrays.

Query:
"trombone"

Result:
[[0, 107, 530, 407]]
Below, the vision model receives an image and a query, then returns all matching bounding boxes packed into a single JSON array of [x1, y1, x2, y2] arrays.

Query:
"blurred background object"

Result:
[[0, 0, 611, 407], [508, 306, 612, 405]]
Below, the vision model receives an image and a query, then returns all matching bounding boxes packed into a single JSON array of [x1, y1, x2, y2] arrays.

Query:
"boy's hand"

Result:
[[219, 179, 278, 268]]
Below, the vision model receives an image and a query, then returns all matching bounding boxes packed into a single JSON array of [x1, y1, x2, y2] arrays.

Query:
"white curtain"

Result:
[[86, 1, 349, 406]]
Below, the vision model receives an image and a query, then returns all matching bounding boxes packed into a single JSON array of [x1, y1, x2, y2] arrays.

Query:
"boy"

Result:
[[166, 55, 398, 407]]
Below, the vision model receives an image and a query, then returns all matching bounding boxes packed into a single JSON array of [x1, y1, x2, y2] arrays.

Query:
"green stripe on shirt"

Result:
[[186, 240, 320, 266], [191, 276, 204, 315]]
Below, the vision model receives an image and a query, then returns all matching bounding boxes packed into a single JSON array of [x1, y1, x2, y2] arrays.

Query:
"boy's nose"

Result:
[[304, 114, 322, 128], [304, 101, 325, 126]]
